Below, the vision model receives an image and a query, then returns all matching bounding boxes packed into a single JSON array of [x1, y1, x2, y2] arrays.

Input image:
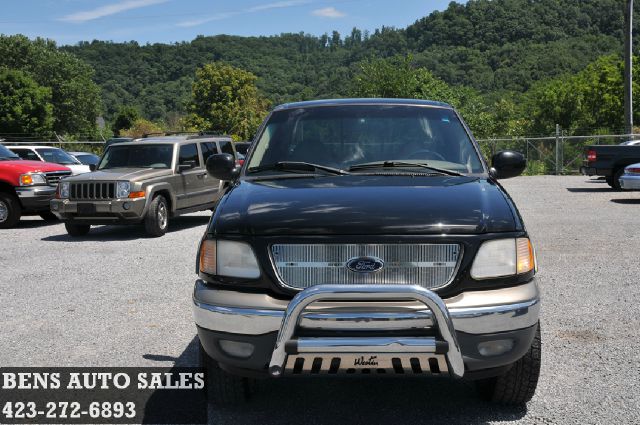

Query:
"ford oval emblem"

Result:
[[346, 257, 384, 273]]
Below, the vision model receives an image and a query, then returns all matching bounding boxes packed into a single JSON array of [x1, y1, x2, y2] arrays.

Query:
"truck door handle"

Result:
[[197, 173, 207, 179]]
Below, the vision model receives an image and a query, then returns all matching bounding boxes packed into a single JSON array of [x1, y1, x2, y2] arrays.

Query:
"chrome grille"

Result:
[[45, 171, 71, 187], [271, 244, 461, 290], [70, 182, 115, 200]]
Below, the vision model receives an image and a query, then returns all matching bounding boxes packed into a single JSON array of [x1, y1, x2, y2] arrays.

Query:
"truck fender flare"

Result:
[[143, 183, 176, 215]]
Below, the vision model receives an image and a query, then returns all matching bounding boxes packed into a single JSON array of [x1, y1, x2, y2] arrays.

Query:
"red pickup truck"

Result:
[[0, 144, 71, 228]]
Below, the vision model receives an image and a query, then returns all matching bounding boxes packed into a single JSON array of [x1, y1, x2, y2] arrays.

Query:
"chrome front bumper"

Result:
[[194, 281, 540, 377], [193, 280, 540, 336]]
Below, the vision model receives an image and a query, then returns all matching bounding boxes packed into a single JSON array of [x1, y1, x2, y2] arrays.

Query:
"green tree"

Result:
[[352, 55, 456, 101], [0, 69, 53, 136], [0, 35, 100, 136], [112, 106, 140, 135], [119, 118, 165, 139], [186, 62, 269, 140], [524, 55, 640, 134]]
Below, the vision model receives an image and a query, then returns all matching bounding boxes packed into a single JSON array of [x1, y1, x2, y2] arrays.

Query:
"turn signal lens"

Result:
[[516, 237, 535, 274], [20, 175, 33, 185], [626, 167, 640, 175], [128, 191, 145, 199], [199, 240, 217, 275], [587, 149, 597, 162]]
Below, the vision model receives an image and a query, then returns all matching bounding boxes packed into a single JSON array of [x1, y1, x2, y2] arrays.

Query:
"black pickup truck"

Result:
[[580, 144, 640, 189], [193, 99, 541, 406]]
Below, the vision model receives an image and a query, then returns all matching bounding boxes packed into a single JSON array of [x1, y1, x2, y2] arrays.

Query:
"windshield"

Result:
[[0, 145, 20, 160], [74, 153, 100, 165], [248, 105, 484, 174], [99, 144, 173, 169], [35, 148, 80, 165]]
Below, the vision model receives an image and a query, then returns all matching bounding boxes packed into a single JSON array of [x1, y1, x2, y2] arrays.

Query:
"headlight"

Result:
[[58, 182, 70, 199], [19, 173, 46, 186], [199, 239, 260, 279], [116, 181, 130, 198], [471, 238, 535, 279]]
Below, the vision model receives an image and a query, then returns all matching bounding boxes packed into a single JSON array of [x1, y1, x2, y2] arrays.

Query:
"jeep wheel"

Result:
[[65, 222, 91, 237], [39, 211, 58, 222], [199, 341, 253, 405], [475, 323, 541, 405], [0, 192, 21, 229], [144, 195, 168, 237]]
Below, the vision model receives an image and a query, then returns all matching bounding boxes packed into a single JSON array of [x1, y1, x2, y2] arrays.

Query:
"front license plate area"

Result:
[[284, 353, 448, 375], [77, 203, 96, 215]]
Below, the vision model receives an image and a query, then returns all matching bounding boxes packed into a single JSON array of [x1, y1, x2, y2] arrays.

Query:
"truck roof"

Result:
[[5, 145, 65, 149], [274, 98, 453, 111], [125, 136, 233, 145]]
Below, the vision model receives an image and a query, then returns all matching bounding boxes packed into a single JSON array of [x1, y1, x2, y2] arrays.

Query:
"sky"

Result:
[[0, 0, 459, 45]]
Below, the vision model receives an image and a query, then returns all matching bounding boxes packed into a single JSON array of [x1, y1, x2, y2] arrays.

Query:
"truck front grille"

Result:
[[271, 243, 461, 290], [70, 182, 115, 200], [45, 171, 72, 187]]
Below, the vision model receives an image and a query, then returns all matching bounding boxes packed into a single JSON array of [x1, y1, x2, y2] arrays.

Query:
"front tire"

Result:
[[475, 323, 541, 405], [199, 342, 253, 405], [65, 222, 91, 237], [144, 195, 168, 237], [0, 192, 22, 228]]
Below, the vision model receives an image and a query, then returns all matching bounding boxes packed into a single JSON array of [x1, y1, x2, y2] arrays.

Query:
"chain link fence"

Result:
[[3, 130, 639, 175], [477, 131, 640, 175]]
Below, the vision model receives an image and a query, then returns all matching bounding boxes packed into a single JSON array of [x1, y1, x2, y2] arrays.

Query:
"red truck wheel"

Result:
[[0, 192, 21, 228]]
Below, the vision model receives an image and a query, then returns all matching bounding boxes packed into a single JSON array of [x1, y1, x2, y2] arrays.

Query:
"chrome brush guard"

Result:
[[268, 285, 465, 378]]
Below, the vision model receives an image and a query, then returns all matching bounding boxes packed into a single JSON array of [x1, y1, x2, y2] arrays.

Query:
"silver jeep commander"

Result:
[[193, 99, 541, 406], [51, 134, 236, 237]]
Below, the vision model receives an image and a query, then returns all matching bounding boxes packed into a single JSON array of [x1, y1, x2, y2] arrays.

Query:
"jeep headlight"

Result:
[[19, 173, 46, 186], [199, 239, 261, 279], [116, 181, 130, 199], [58, 181, 70, 199], [471, 238, 535, 279]]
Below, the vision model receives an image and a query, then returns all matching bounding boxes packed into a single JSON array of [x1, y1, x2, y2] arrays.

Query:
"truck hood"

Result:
[[62, 168, 172, 182], [0, 159, 71, 174], [211, 175, 521, 235], [66, 164, 92, 175]]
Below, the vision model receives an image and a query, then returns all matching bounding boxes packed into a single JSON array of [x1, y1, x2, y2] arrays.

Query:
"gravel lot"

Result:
[[1, 175, 639, 424]]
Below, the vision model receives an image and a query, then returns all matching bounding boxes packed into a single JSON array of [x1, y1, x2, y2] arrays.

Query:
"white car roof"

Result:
[[6, 145, 63, 149]]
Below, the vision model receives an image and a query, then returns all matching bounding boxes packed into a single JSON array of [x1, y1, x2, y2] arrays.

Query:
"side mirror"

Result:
[[178, 160, 196, 172], [206, 154, 239, 181], [491, 150, 526, 179], [89, 164, 97, 172]]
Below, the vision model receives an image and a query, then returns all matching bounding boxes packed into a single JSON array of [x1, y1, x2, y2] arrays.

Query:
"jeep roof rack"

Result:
[[142, 131, 232, 139]]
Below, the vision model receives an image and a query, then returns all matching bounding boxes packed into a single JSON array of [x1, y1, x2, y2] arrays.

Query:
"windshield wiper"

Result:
[[248, 161, 350, 176], [348, 161, 464, 177]]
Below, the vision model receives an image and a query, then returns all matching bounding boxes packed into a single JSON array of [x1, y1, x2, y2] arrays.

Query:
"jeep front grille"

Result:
[[70, 182, 116, 200], [271, 243, 460, 290], [45, 171, 71, 187]]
